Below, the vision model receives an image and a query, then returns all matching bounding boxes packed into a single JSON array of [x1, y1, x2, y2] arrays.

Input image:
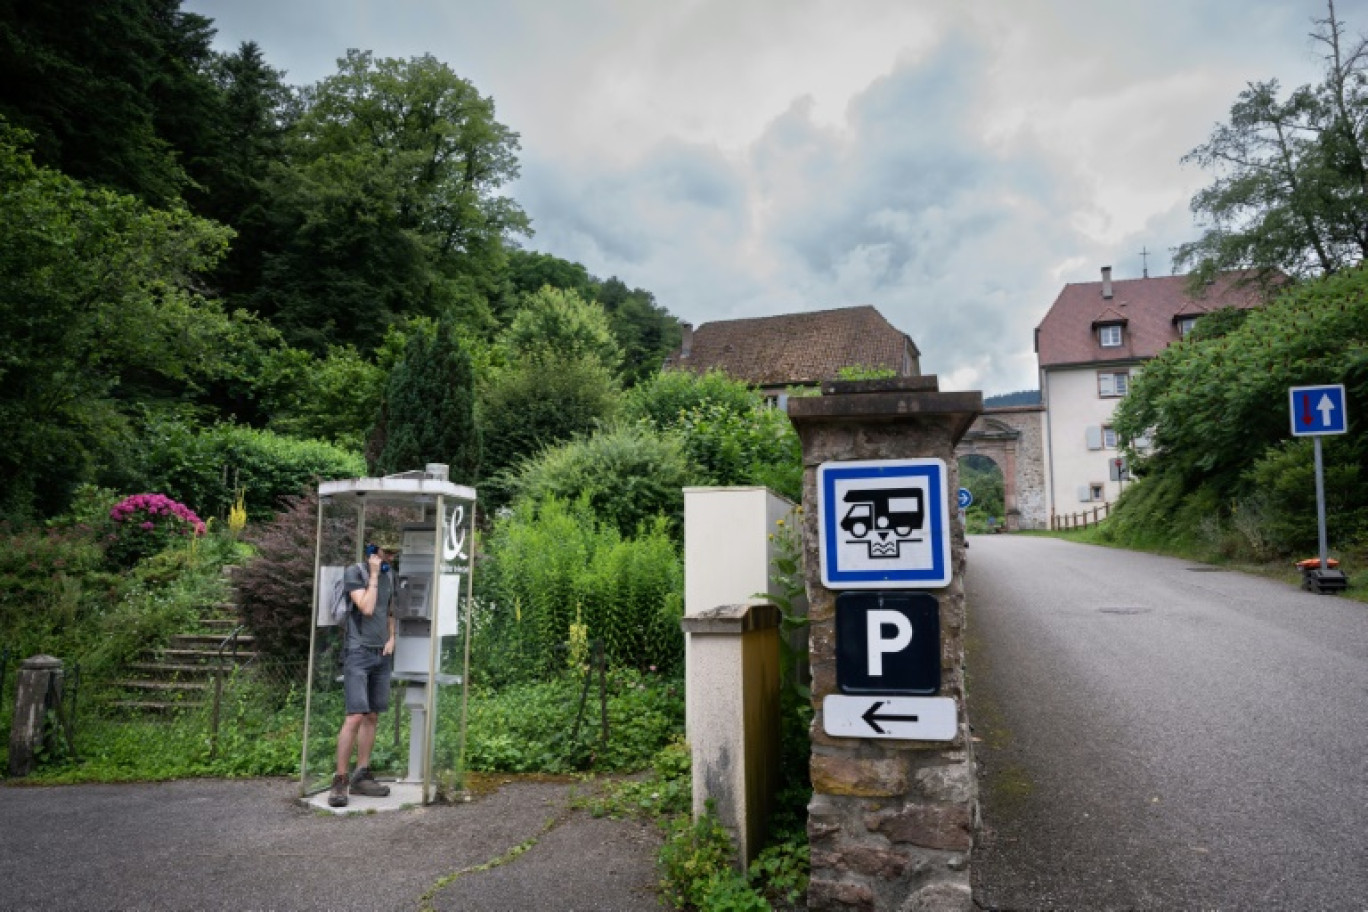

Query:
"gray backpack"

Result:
[[329, 564, 367, 624]]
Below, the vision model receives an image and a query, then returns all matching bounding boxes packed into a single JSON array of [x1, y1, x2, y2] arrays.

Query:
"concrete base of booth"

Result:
[[301, 780, 432, 815]]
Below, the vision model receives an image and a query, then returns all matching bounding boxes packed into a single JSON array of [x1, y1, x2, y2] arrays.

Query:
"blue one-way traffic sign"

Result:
[[1289, 384, 1348, 436]]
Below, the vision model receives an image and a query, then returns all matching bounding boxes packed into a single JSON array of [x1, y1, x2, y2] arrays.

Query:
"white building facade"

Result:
[[1036, 267, 1268, 519]]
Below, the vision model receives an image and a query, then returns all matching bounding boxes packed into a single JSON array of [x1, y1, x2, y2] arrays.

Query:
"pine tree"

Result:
[[374, 320, 481, 483]]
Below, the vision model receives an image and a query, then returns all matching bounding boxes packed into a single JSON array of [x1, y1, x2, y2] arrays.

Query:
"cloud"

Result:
[[189, 0, 1368, 395]]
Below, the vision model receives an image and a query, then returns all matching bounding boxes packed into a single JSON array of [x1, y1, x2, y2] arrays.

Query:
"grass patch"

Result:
[[1039, 524, 1368, 603]]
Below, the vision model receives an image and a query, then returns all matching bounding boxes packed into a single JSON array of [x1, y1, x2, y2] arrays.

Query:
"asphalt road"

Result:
[[964, 534, 1368, 911], [0, 777, 661, 911]]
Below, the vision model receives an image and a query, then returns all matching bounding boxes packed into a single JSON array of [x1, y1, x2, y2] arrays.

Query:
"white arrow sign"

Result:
[[1318, 394, 1336, 426], [822, 695, 958, 741]]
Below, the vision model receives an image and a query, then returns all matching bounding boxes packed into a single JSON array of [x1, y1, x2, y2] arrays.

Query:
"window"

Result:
[[1089, 483, 1104, 502], [1099, 324, 1123, 347], [1102, 426, 1118, 448], [1098, 371, 1130, 397], [1177, 317, 1198, 337]]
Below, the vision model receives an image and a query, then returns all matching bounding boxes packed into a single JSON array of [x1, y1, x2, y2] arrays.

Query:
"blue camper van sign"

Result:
[[817, 458, 952, 589]]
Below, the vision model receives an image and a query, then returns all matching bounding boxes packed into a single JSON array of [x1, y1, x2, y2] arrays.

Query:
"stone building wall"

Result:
[[955, 406, 1046, 531]]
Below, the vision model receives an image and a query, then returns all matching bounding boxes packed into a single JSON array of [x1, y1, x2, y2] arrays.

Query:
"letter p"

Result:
[[867, 609, 913, 677]]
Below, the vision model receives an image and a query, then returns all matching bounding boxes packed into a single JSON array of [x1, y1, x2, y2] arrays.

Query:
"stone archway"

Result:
[[955, 406, 1046, 530]]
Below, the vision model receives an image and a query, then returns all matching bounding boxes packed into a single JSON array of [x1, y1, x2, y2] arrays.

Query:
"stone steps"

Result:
[[110, 601, 255, 715]]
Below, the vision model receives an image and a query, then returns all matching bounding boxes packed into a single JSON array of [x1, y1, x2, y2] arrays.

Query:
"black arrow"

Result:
[[862, 700, 920, 734]]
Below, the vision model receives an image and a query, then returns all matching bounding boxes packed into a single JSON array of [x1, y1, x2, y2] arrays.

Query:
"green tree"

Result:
[[595, 277, 682, 385], [202, 41, 294, 301], [0, 0, 221, 206], [503, 286, 623, 369], [373, 319, 482, 482], [1111, 265, 1368, 555], [0, 125, 235, 517], [253, 51, 529, 352], [1175, 2, 1368, 281]]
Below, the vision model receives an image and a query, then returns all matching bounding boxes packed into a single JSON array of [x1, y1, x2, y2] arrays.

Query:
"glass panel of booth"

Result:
[[300, 474, 476, 805], [426, 494, 475, 798]]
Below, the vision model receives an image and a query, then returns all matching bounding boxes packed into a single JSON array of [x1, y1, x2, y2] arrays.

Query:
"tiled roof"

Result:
[[1036, 272, 1270, 368], [662, 305, 919, 387]]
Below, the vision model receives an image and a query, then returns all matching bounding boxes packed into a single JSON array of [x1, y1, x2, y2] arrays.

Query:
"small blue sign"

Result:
[[817, 459, 952, 589], [957, 487, 973, 510], [1289, 384, 1349, 436]]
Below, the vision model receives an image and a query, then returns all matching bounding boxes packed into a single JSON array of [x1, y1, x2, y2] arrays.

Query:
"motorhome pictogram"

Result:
[[839, 488, 924, 557]]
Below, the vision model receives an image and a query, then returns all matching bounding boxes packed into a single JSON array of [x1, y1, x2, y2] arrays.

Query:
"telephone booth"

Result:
[[299, 465, 475, 808]]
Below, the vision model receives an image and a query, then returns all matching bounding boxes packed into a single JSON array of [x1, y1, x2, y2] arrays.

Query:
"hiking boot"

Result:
[[350, 767, 390, 797], [327, 773, 349, 808]]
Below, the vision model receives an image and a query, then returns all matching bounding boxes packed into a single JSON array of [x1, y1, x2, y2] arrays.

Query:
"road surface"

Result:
[[965, 534, 1368, 911]]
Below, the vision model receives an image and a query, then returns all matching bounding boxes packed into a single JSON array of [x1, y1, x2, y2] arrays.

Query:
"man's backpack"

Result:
[[329, 563, 367, 624]]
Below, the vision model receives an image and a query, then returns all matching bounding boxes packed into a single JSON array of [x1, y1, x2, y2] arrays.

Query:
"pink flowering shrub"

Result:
[[106, 492, 206, 568]]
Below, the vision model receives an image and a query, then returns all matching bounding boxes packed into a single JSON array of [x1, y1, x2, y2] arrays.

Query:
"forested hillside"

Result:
[[0, 0, 680, 521]]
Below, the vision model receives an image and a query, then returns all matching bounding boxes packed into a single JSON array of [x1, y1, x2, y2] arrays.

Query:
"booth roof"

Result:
[[318, 476, 477, 506]]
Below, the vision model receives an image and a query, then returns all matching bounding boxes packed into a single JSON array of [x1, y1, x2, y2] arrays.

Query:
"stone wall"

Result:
[[789, 379, 979, 912], [955, 405, 1046, 531]]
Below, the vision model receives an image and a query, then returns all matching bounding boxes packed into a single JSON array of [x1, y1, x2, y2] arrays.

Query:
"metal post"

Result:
[[1314, 436, 1330, 570]]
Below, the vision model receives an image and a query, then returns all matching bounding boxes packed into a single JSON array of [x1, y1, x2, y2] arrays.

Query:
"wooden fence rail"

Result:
[[1049, 500, 1112, 531]]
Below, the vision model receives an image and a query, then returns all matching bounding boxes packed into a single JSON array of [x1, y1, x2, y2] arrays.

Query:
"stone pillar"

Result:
[[788, 378, 981, 912], [680, 602, 782, 868], [1002, 443, 1020, 532], [8, 654, 64, 778]]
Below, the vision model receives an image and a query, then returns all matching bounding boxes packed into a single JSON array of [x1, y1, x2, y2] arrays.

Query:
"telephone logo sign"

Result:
[[818, 459, 952, 589]]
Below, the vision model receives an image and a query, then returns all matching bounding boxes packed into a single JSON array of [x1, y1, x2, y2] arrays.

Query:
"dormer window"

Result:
[[1099, 324, 1123, 347], [1176, 316, 1199, 337]]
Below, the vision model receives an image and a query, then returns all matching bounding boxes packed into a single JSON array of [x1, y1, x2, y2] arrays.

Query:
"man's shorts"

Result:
[[343, 645, 391, 715]]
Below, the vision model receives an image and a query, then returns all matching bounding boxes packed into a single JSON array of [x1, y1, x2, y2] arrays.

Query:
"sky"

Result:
[[186, 0, 1366, 396]]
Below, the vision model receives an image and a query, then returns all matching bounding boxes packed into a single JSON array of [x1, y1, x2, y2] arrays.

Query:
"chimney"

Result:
[[1101, 266, 1113, 300], [679, 321, 694, 358]]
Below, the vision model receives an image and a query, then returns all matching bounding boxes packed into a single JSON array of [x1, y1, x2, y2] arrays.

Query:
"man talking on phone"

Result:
[[330, 543, 397, 808]]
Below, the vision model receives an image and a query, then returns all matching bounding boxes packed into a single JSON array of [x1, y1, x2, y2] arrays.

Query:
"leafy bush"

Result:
[[464, 668, 683, 773], [142, 419, 364, 521], [658, 802, 768, 911], [256, 343, 386, 451], [234, 492, 320, 660], [478, 353, 622, 486], [623, 370, 759, 429], [1242, 437, 1367, 554], [503, 423, 697, 538], [475, 496, 684, 684], [0, 521, 113, 666], [674, 401, 802, 500], [626, 370, 803, 500], [104, 493, 206, 569]]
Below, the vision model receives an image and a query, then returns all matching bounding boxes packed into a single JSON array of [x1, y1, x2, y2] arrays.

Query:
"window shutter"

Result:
[[1085, 426, 1103, 450], [1076, 485, 1093, 503]]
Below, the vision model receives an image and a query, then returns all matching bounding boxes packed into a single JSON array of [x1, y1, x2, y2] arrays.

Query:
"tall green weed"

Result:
[[475, 496, 683, 685]]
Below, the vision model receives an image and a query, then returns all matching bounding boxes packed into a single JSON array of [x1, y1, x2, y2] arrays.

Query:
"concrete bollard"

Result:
[[680, 602, 782, 868], [8, 654, 64, 778]]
